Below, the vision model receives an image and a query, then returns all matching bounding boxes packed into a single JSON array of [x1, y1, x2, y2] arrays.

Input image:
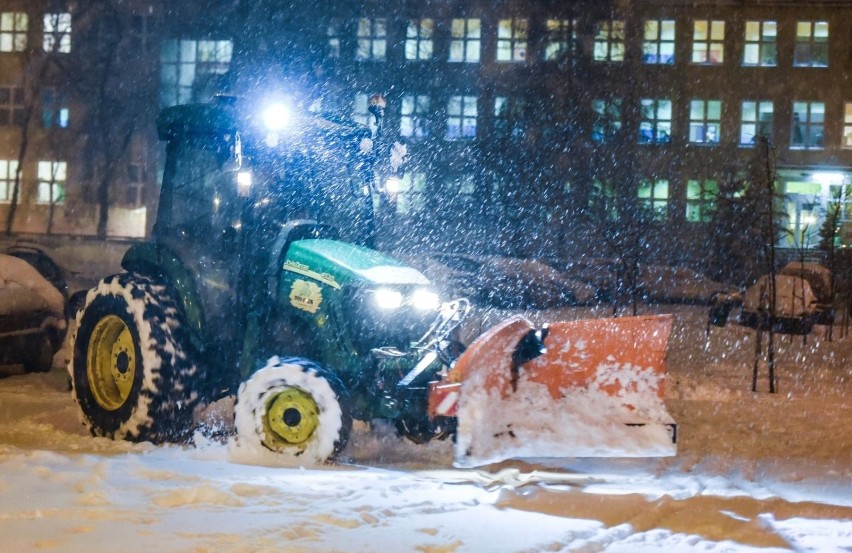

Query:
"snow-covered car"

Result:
[[546, 257, 617, 302], [778, 262, 834, 324], [5, 245, 69, 299], [739, 273, 819, 335], [638, 264, 738, 305], [0, 253, 66, 373], [421, 253, 596, 309]]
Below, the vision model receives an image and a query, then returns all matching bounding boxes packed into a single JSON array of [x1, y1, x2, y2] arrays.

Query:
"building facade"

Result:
[[0, 0, 850, 269]]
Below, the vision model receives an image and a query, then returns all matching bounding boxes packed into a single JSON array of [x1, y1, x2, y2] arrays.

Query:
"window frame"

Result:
[[843, 102, 852, 149], [691, 19, 725, 64], [688, 99, 722, 144], [36, 160, 67, 205], [0, 12, 27, 52], [592, 98, 622, 143], [159, 39, 233, 108], [356, 17, 387, 61], [790, 101, 825, 150], [405, 18, 434, 61], [793, 21, 829, 67], [740, 100, 773, 146], [743, 20, 777, 66], [685, 179, 719, 223], [0, 159, 18, 203], [638, 178, 670, 221], [543, 18, 576, 61], [643, 19, 675, 64], [448, 18, 481, 63], [639, 98, 673, 145], [445, 95, 478, 140], [493, 95, 526, 138], [496, 18, 528, 63], [41, 87, 70, 129], [43, 12, 72, 54], [593, 19, 625, 62], [400, 94, 430, 139]]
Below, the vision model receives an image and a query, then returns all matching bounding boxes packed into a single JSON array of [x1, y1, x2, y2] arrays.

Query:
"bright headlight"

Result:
[[385, 175, 401, 194], [374, 288, 403, 310], [263, 103, 291, 131], [412, 289, 440, 310]]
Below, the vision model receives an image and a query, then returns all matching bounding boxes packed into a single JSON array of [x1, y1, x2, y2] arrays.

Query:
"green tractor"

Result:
[[70, 95, 679, 467], [69, 95, 468, 462]]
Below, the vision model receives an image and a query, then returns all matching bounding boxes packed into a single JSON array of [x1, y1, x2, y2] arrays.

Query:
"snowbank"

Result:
[[0, 305, 850, 552]]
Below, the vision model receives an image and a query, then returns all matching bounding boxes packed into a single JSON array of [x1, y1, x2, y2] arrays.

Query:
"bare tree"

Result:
[[748, 136, 781, 393], [4, 7, 60, 234]]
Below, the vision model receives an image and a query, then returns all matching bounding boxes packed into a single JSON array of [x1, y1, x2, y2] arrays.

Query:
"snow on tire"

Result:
[[234, 356, 351, 464], [69, 273, 200, 444]]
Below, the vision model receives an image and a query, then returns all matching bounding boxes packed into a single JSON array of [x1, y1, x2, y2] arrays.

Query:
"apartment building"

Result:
[[0, 1, 849, 265]]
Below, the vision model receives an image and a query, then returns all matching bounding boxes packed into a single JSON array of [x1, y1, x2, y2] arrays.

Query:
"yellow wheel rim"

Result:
[[87, 315, 136, 411], [262, 388, 319, 451]]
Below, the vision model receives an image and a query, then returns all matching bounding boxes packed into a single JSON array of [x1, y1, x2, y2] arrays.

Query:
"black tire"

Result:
[[24, 333, 55, 373], [234, 356, 351, 463], [69, 273, 200, 443]]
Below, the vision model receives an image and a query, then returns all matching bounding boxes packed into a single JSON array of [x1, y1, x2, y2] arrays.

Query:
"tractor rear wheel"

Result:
[[234, 357, 351, 463], [70, 273, 200, 443]]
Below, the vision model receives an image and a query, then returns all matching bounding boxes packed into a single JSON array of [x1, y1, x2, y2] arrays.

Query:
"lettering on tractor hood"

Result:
[[283, 260, 341, 289]]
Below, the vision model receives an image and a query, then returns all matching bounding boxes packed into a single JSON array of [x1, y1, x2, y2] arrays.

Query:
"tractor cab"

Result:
[[151, 98, 384, 368]]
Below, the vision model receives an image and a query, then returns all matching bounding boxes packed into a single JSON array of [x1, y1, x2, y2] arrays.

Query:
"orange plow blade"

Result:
[[435, 315, 677, 468]]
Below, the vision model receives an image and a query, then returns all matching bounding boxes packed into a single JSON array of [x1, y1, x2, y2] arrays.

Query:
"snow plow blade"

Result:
[[430, 315, 677, 468]]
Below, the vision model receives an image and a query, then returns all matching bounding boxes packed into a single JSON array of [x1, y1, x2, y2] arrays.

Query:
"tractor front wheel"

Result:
[[234, 357, 351, 463], [70, 274, 200, 443]]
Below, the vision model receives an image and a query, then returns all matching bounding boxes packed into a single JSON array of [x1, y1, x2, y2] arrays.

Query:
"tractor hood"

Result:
[[282, 239, 429, 289]]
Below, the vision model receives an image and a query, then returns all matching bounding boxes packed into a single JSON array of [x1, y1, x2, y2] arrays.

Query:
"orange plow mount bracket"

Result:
[[443, 315, 677, 468]]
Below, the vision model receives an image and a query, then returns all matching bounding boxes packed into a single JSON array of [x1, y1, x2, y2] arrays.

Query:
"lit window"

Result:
[[42, 87, 70, 128], [686, 179, 718, 222], [689, 100, 722, 144], [494, 96, 526, 138], [37, 161, 66, 205], [496, 18, 528, 62], [592, 98, 622, 142], [0, 12, 27, 52], [743, 20, 776, 66], [0, 160, 18, 203], [794, 21, 828, 67], [594, 20, 624, 62], [692, 20, 724, 64], [445, 95, 477, 140], [43, 13, 71, 53], [458, 174, 476, 196], [352, 93, 370, 127], [639, 99, 672, 144], [395, 172, 427, 215], [543, 19, 576, 61], [843, 103, 852, 148], [400, 94, 430, 138], [0, 86, 25, 126], [791, 101, 824, 149], [740, 101, 773, 146], [589, 179, 618, 220], [356, 18, 386, 61], [126, 164, 145, 207], [326, 19, 341, 58], [638, 179, 669, 221], [449, 18, 481, 63], [643, 19, 675, 64], [405, 19, 434, 61], [160, 39, 233, 107]]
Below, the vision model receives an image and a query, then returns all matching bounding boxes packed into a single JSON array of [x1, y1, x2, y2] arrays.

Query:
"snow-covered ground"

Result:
[[1, 304, 851, 552]]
